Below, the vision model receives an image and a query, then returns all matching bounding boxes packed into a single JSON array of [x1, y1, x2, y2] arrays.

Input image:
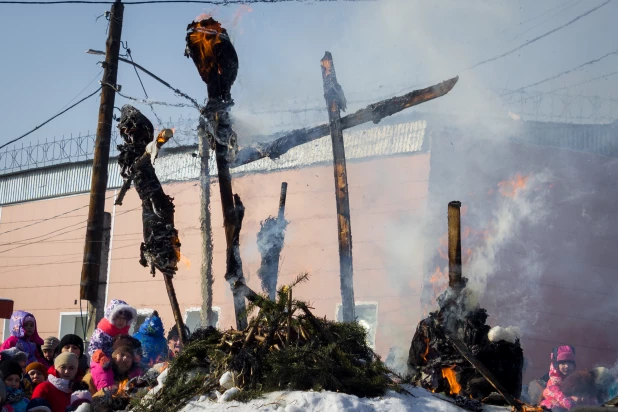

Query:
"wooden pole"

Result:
[[447, 201, 464, 291], [198, 117, 216, 328], [321, 52, 355, 323], [80, 0, 124, 302], [164, 274, 188, 344], [278, 182, 288, 221]]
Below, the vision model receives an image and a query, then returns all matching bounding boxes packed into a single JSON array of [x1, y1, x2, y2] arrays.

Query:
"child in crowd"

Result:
[[65, 391, 91, 412], [167, 325, 189, 359], [24, 399, 52, 412], [541, 345, 578, 410], [0, 379, 13, 412], [39, 338, 59, 368], [91, 335, 142, 392], [0, 360, 29, 412], [133, 311, 167, 369], [25, 363, 47, 390], [31, 353, 78, 412], [50, 335, 87, 385], [1, 311, 44, 365]]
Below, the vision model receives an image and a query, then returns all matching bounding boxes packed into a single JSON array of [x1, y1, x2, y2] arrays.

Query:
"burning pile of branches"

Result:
[[137, 274, 402, 412], [408, 202, 529, 412]]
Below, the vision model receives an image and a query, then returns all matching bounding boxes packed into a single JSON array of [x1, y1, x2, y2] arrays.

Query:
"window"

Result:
[[3, 319, 10, 342], [336, 302, 378, 349], [184, 307, 220, 332], [58, 312, 88, 341], [129, 309, 154, 334]]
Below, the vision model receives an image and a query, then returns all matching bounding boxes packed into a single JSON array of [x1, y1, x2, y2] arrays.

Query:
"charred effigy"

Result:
[[408, 202, 525, 409], [116, 105, 180, 277]]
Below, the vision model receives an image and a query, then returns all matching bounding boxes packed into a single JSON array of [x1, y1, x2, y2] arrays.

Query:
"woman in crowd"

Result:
[[25, 363, 47, 391], [1, 311, 44, 365], [51, 335, 87, 385], [89, 335, 142, 394]]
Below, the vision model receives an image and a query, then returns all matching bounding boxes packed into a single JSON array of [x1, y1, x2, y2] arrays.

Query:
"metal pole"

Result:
[[198, 117, 215, 328], [80, 0, 124, 302], [320, 52, 356, 323]]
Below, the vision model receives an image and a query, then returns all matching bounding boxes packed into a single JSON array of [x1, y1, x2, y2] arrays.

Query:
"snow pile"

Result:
[[180, 386, 510, 412], [488, 326, 521, 344]]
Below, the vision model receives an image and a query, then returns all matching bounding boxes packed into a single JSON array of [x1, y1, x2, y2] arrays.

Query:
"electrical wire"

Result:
[[468, 0, 611, 70], [0, 87, 102, 151]]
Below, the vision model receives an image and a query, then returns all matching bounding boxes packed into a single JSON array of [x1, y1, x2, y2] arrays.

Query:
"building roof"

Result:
[[0, 120, 427, 206]]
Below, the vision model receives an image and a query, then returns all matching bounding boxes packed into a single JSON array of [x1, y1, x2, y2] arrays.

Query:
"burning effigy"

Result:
[[408, 201, 534, 412]]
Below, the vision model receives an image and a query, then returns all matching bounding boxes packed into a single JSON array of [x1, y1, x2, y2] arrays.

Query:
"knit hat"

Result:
[[111, 334, 141, 357], [54, 352, 79, 370], [556, 345, 576, 363], [0, 379, 6, 403], [25, 362, 48, 378], [25, 398, 52, 412], [0, 347, 27, 364], [41, 336, 60, 351], [56, 334, 84, 356], [0, 360, 23, 379], [70, 390, 93, 408]]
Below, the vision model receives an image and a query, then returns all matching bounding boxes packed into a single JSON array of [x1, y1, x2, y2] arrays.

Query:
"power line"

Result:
[[502, 48, 618, 96], [0, 87, 101, 151], [468, 0, 612, 70], [506, 0, 583, 44]]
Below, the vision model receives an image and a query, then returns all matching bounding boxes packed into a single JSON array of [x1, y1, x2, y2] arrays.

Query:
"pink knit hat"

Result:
[[556, 346, 575, 363]]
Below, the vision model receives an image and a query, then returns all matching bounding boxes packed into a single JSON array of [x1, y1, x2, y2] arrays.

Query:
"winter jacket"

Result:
[[0, 311, 44, 364], [89, 361, 142, 391], [3, 387, 28, 412], [133, 313, 167, 369], [87, 300, 137, 359], [540, 361, 576, 410], [31, 375, 72, 412], [45, 364, 87, 389]]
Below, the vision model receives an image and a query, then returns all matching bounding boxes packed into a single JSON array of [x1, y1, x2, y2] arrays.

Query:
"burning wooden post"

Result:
[[408, 201, 524, 405], [185, 17, 251, 330], [257, 182, 289, 301], [115, 105, 188, 344], [321, 52, 355, 322]]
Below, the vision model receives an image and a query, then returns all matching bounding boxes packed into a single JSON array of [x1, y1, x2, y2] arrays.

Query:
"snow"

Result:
[[180, 386, 510, 412], [488, 326, 520, 344]]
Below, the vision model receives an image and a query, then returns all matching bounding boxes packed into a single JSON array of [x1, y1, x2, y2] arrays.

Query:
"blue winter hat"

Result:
[[26, 398, 52, 412], [137, 311, 165, 338]]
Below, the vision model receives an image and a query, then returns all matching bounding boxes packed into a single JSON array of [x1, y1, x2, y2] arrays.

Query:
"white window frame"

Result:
[[129, 308, 155, 334], [3, 319, 10, 342], [184, 307, 221, 332], [58, 311, 88, 341], [335, 301, 379, 349]]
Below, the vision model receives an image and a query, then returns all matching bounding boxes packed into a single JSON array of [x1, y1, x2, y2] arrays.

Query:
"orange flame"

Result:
[[179, 253, 192, 269], [422, 336, 430, 362], [442, 366, 461, 395], [187, 18, 225, 78], [497, 173, 529, 198]]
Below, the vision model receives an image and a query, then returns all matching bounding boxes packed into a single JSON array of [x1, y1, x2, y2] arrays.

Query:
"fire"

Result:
[[187, 18, 224, 76], [422, 336, 430, 362], [179, 253, 192, 269], [442, 366, 461, 395], [156, 129, 174, 144], [497, 173, 529, 198]]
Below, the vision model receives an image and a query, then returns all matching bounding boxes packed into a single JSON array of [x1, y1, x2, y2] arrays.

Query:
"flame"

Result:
[[179, 253, 192, 269], [422, 336, 430, 362], [497, 173, 529, 198], [442, 366, 461, 395], [156, 129, 173, 145], [187, 18, 225, 77]]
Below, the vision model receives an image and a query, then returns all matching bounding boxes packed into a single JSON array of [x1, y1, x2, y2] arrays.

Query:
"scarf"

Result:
[[97, 318, 130, 337], [6, 387, 26, 404], [47, 374, 72, 393]]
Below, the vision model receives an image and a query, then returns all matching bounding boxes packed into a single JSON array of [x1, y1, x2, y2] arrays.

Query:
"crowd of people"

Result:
[[0, 300, 187, 412], [523, 345, 618, 410]]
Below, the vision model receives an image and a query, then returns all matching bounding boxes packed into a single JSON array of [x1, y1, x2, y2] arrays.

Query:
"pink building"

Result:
[[1, 114, 617, 384]]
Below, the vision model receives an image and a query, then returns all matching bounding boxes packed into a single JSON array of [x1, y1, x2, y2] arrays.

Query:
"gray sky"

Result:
[[1, 0, 617, 149]]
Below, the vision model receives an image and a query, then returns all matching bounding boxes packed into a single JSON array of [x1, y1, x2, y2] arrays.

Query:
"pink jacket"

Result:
[[540, 362, 575, 410], [90, 361, 142, 391]]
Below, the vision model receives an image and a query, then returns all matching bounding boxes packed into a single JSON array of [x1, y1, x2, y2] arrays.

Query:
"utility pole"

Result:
[[80, 0, 124, 311], [321, 52, 356, 322]]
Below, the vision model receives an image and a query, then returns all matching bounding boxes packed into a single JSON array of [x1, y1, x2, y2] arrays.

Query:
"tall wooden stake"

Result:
[[447, 201, 464, 292], [198, 117, 216, 328], [80, 0, 124, 303], [321, 52, 355, 323]]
